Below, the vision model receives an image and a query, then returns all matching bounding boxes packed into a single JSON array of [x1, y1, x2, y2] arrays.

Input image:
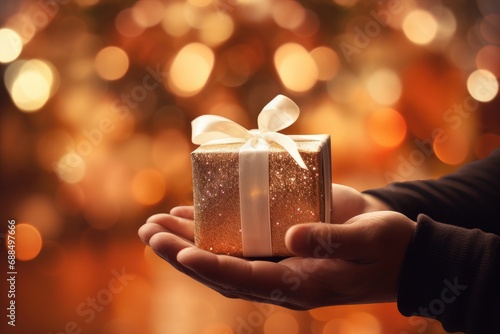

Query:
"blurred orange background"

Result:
[[0, 0, 499, 333]]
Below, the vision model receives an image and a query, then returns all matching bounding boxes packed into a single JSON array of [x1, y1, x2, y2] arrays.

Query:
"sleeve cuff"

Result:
[[397, 214, 500, 333]]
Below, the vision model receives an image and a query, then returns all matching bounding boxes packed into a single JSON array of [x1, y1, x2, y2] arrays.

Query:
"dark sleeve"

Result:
[[363, 149, 500, 333], [397, 214, 500, 334], [363, 148, 500, 234]]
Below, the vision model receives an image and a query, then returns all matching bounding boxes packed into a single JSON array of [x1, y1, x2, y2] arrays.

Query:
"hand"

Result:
[[139, 201, 415, 310], [330, 184, 392, 224]]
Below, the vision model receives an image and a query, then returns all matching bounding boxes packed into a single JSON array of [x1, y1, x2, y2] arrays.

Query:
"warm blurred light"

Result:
[[198, 12, 234, 47], [0, 28, 22, 63], [263, 312, 299, 334], [201, 323, 233, 334], [327, 72, 362, 103], [274, 43, 318, 92], [56, 152, 86, 184], [111, 276, 152, 330], [116, 8, 145, 37], [162, 2, 190, 36], [348, 312, 382, 334], [435, 7, 457, 42], [74, 0, 100, 6], [36, 130, 73, 171], [83, 198, 121, 229], [402, 10, 438, 45], [143, 244, 168, 267], [476, 45, 500, 78], [237, 0, 273, 22], [434, 130, 469, 165], [293, 9, 320, 37], [333, 0, 358, 7], [467, 69, 498, 102], [220, 48, 252, 87], [132, 0, 166, 28], [14, 224, 43, 261], [477, 0, 499, 17], [188, 0, 213, 7], [367, 108, 407, 148], [168, 43, 214, 97], [6, 59, 56, 112], [323, 318, 356, 334], [94, 46, 129, 81], [37, 240, 67, 276], [130, 168, 167, 205], [480, 15, 500, 45], [310, 46, 340, 81], [16, 195, 63, 239], [366, 69, 402, 105], [152, 129, 191, 177], [449, 41, 475, 70], [474, 133, 500, 159], [55, 85, 97, 125], [184, 3, 211, 29], [272, 1, 305, 30], [55, 183, 86, 215]]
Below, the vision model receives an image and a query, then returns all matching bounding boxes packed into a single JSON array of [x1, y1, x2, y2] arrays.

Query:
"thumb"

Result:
[[285, 222, 368, 259]]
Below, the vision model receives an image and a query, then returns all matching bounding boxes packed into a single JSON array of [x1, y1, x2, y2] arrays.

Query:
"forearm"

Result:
[[363, 149, 500, 234], [398, 214, 500, 333]]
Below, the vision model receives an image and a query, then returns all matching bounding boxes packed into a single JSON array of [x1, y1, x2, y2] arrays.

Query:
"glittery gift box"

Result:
[[191, 135, 331, 257]]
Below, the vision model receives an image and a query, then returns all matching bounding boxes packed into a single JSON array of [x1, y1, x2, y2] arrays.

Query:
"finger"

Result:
[[176, 247, 293, 300], [138, 223, 169, 244], [285, 222, 370, 260], [145, 213, 194, 241], [148, 232, 230, 292], [170, 206, 194, 220]]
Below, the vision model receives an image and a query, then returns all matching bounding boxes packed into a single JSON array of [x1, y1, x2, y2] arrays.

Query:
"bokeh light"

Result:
[[480, 14, 500, 45], [274, 43, 318, 92], [130, 168, 167, 205], [310, 46, 340, 81], [272, 1, 305, 30], [132, 0, 165, 28], [198, 12, 234, 47], [367, 108, 407, 148], [434, 7, 457, 42], [14, 223, 43, 261], [116, 8, 145, 37], [467, 69, 499, 102], [55, 152, 86, 184], [168, 43, 214, 96], [5, 59, 57, 112], [366, 69, 402, 106], [201, 323, 233, 334], [0, 28, 23, 63], [162, 2, 191, 37], [402, 10, 438, 45], [263, 313, 299, 334], [94, 46, 130, 81], [476, 45, 500, 78], [434, 130, 470, 165]]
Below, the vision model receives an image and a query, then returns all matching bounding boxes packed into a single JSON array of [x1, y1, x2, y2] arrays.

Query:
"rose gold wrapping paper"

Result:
[[191, 135, 331, 257]]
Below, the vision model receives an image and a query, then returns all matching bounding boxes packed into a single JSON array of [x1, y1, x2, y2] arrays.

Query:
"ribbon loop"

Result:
[[258, 94, 300, 132], [191, 95, 307, 169]]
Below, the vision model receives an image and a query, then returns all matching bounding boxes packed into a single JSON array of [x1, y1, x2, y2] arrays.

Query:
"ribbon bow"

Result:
[[191, 95, 307, 169]]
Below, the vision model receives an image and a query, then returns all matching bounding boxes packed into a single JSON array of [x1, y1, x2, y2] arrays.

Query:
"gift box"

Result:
[[190, 95, 332, 257]]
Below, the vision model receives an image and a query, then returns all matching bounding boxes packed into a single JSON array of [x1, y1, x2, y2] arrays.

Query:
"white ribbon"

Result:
[[192, 95, 307, 169], [191, 95, 307, 256]]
